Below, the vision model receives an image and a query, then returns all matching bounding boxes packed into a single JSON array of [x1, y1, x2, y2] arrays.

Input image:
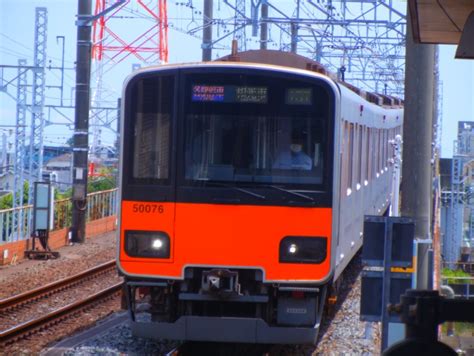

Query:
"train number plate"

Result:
[[132, 203, 164, 214]]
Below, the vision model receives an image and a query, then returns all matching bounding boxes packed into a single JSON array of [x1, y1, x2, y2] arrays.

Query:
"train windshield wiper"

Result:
[[204, 181, 267, 200], [265, 185, 314, 202]]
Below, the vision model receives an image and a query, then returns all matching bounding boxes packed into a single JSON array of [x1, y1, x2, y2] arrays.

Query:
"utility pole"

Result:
[[260, 2, 268, 50], [290, 0, 301, 54], [401, 8, 435, 289], [71, 0, 93, 243], [202, 0, 213, 61]]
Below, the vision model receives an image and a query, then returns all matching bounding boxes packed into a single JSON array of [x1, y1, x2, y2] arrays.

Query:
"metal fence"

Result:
[[442, 261, 474, 274], [0, 205, 33, 243], [0, 188, 118, 243], [441, 276, 474, 299], [86, 189, 118, 223]]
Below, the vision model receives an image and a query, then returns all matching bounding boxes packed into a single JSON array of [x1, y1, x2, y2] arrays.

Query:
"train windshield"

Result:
[[185, 114, 324, 185], [183, 73, 329, 187]]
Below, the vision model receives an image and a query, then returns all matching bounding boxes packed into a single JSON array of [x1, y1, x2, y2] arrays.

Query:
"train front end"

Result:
[[118, 63, 339, 344]]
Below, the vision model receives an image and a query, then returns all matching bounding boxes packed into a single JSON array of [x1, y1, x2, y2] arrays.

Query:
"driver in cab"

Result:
[[273, 139, 312, 170]]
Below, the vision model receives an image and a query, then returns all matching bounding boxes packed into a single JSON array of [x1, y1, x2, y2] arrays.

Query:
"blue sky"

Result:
[[1, 0, 473, 157], [438, 45, 474, 156]]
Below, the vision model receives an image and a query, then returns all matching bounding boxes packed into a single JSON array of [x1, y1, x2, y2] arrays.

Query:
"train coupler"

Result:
[[201, 269, 241, 296]]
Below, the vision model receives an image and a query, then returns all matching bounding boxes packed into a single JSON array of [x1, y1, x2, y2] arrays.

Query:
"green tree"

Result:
[[55, 188, 72, 200], [0, 192, 12, 210], [87, 167, 117, 193], [0, 181, 29, 209], [22, 181, 29, 205]]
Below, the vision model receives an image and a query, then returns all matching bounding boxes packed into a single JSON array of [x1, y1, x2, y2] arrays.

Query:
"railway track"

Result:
[[0, 260, 122, 348], [165, 342, 271, 356], [24, 253, 366, 354], [0, 260, 116, 313]]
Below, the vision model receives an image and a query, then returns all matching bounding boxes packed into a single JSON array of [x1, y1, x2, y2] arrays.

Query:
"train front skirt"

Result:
[[124, 276, 328, 345]]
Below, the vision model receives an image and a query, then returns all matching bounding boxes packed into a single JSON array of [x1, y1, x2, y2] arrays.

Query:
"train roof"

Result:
[[218, 49, 403, 108], [124, 59, 340, 98], [126, 49, 403, 110]]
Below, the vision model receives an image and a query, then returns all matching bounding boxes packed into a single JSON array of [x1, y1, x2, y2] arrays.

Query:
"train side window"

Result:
[[381, 129, 384, 170], [341, 121, 348, 196], [366, 127, 370, 185], [381, 129, 384, 172], [382, 130, 385, 170], [374, 128, 379, 178], [377, 129, 383, 175], [388, 129, 393, 164], [391, 129, 394, 161], [373, 128, 376, 176], [388, 130, 391, 159], [357, 124, 363, 188], [370, 129, 373, 176], [352, 124, 360, 186], [348, 123, 354, 194], [370, 128, 373, 180], [382, 130, 386, 169]]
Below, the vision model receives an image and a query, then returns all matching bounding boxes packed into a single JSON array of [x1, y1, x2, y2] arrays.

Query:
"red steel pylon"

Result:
[[92, 0, 168, 64]]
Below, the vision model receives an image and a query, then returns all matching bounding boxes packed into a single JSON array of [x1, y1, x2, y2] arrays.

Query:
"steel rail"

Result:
[[0, 260, 116, 312], [165, 345, 183, 356], [0, 281, 122, 347], [166, 343, 194, 356]]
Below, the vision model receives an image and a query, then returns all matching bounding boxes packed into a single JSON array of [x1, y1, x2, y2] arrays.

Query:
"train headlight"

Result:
[[288, 244, 298, 254], [125, 230, 170, 258], [279, 236, 327, 264], [152, 239, 164, 249]]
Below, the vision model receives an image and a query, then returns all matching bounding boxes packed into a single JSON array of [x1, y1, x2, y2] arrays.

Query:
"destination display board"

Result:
[[235, 86, 267, 103], [192, 85, 268, 104], [192, 85, 314, 105], [285, 88, 313, 105], [192, 85, 225, 102]]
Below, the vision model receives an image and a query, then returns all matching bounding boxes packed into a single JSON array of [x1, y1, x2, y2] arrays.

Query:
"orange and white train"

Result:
[[117, 50, 403, 344]]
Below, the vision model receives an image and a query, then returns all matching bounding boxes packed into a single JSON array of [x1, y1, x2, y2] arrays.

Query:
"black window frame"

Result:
[[121, 66, 336, 207]]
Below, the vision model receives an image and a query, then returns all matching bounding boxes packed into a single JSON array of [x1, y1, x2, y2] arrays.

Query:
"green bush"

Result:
[[0, 181, 29, 209], [0, 192, 12, 210], [442, 268, 473, 284]]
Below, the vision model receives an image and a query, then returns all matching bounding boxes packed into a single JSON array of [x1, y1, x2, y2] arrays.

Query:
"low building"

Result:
[[44, 153, 72, 192]]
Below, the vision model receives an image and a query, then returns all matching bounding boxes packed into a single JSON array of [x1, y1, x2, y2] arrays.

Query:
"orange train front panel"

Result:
[[119, 200, 333, 282]]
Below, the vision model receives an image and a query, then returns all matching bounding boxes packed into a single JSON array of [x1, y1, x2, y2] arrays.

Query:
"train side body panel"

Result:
[[335, 85, 403, 279]]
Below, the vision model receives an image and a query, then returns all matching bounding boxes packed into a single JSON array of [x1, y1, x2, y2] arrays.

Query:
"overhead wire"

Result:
[[0, 46, 32, 60], [0, 31, 77, 66], [0, 33, 34, 54]]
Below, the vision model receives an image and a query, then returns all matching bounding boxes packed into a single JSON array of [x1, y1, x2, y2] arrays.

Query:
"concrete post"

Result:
[[401, 8, 435, 289]]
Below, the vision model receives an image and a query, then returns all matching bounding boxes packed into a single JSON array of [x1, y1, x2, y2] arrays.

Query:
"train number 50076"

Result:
[[132, 204, 164, 214]]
